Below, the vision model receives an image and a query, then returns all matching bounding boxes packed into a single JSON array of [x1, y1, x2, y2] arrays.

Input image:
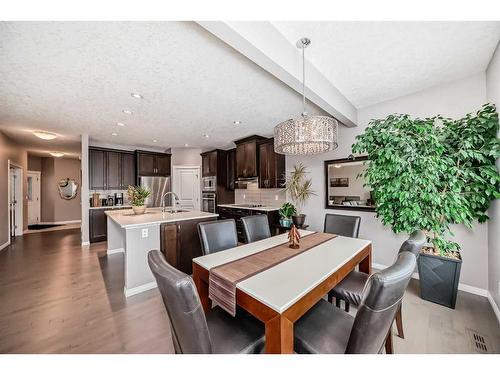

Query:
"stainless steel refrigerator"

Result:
[[139, 176, 171, 207]]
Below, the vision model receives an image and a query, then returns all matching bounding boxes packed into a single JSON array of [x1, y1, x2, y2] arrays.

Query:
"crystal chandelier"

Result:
[[274, 38, 338, 155]]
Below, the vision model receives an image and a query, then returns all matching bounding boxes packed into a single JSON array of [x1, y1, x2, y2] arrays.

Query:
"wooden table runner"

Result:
[[209, 232, 337, 316]]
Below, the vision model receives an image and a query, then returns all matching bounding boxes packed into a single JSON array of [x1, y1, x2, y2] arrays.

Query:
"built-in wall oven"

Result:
[[202, 176, 216, 191], [202, 192, 216, 213]]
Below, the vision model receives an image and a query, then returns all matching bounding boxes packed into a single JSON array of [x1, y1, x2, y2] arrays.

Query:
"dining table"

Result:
[[192, 229, 372, 354]]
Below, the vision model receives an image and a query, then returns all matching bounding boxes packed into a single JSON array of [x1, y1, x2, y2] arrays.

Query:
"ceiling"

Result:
[[272, 21, 500, 108], [0, 21, 323, 155]]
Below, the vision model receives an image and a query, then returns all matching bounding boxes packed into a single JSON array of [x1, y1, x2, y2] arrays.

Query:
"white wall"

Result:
[[486, 42, 500, 312], [287, 73, 489, 291], [171, 147, 202, 166]]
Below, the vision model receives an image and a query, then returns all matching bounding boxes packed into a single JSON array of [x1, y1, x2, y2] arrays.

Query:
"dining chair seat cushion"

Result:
[[329, 271, 369, 306], [206, 306, 265, 354], [294, 299, 354, 354]]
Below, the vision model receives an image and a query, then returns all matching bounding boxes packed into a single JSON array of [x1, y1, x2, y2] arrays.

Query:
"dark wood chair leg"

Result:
[[335, 298, 341, 309], [328, 291, 334, 304], [385, 327, 393, 354], [395, 304, 404, 339], [344, 301, 350, 312]]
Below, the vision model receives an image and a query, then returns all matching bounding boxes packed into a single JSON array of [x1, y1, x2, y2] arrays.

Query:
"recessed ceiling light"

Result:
[[111, 132, 118, 136], [33, 130, 57, 140], [184, 143, 189, 147], [116, 122, 126, 127], [233, 121, 241, 125], [203, 134, 209, 138], [131, 93, 143, 99], [122, 109, 133, 115], [50, 152, 65, 158], [152, 139, 158, 143]]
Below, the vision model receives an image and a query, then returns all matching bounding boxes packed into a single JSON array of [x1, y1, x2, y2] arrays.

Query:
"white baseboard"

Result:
[[0, 241, 10, 251], [81, 241, 90, 246], [372, 262, 488, 297], [124, 281, 157, 297], [38, 220, 81, 225], [487, 292, 500, 324], [107, 248, 125, 255]]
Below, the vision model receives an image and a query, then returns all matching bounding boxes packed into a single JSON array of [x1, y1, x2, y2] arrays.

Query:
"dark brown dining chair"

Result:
[[294, 251, 416, 354], [197, 219, 238, 255], [241, 214, 271, 243], [324, 213, 361, 238], [148, 250, 265, 354], [328, 230, 425, 340]]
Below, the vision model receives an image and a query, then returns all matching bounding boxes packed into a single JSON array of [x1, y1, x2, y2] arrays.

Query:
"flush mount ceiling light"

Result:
[[334, 164, 342, 169], [111, 132, 118, 136], [33, 130, 57, 140], [184, 143, 189, 147], [274, 38, 338, 156], [116, 122, 126, 127], [122, 109, 133, 115], [50, 152, 65, 158], [152, 139, 158, 143], [131, 93, 143, 99]]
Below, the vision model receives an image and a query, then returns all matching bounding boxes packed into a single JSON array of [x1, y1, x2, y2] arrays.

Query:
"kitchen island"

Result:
[[105, 207, 218, 297]]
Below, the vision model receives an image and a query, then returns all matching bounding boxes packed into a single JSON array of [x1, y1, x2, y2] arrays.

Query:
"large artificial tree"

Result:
[[352, 103, 500, 257]]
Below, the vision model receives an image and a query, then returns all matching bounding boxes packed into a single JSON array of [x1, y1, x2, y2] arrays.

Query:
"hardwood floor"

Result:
[[0, 228, 498, 354], [0, 229, 174, 353]]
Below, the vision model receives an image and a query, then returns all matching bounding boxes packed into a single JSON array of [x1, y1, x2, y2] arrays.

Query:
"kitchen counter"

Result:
[[105, 207, 218, 228], [218, 204, 280, 212], [89, 205, 132, 210]]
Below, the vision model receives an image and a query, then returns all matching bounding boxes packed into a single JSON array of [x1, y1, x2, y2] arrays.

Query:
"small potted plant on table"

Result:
[[278, 202, 296, 228], [127, 185, 151, 215], [352, 103, 499, 309], [284, 163, 316, 228]]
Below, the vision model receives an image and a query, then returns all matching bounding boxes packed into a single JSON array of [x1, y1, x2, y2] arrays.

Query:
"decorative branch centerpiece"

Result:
[[288, 225, 301, 249], [352, 103, 499, 308], [127, 185, 151, 215]]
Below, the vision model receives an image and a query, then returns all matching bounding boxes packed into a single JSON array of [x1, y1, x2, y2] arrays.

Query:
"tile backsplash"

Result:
[[235, 182, 286, 207]]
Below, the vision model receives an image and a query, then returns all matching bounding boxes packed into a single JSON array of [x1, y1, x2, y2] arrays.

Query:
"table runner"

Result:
[[208, 232, 337, 316]]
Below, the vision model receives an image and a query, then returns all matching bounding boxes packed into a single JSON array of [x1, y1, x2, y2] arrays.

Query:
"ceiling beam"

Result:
[[197, 21, 357, 127]]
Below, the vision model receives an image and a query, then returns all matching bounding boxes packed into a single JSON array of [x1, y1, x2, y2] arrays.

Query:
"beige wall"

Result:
[[486, 41, 500, 315], [0, 131, 28, 247], [286, 73, 490, 291], [28, 155, 42, 171], [40, 157, 81, 223], [171, 147, 202, 166]]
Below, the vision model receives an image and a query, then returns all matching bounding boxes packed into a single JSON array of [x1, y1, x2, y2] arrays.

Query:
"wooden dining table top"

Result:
[[193, 230, 372, 313]]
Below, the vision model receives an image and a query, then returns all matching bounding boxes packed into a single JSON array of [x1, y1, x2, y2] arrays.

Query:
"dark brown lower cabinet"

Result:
[[218, 206, 279, 243], [160, 217, 217, 274], [89, 209, 108, 243]]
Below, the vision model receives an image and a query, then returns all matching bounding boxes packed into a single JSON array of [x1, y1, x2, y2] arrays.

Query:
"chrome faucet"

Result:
[[162, 192, 180, 213]]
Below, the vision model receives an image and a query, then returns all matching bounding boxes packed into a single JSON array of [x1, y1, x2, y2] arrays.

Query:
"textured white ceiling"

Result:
[[0, 21, 323, 155], [272, 21, 500, 108]]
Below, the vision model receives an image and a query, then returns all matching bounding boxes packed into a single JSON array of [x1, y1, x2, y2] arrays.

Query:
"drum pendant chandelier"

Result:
[[274, 37, 338, 156]]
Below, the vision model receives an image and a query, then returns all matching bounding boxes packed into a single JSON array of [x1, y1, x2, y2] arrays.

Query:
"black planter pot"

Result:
[[417, 251, 462, 309], [292, 214, 306, 228]]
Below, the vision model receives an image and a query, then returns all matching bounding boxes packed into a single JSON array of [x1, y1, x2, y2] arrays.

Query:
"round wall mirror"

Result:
[[58, 178, 78, 200]]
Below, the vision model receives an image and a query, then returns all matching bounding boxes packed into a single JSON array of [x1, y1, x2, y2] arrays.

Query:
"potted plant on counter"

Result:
[[352, 103, 499, 308], [284, 163, 316, 228], [278, 202, 296, 228], [127, 185, 151, 215]]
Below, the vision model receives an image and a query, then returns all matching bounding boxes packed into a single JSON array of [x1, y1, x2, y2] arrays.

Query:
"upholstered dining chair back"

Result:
[[345, 251, 416, 353], [198, 219, 238, 255], [398, 230, 426, 257], [148, 250, 213, 354], [323, 214, 361, 238], [241, 214, 271, 243]]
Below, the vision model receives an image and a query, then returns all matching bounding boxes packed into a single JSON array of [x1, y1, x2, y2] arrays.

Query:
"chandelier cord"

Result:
[[302, 44, 306, 115]]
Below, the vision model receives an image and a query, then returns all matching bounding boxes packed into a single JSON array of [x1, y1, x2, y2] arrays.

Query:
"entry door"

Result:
[[27, 171, 41, 225], [172, 167, 200, 210]]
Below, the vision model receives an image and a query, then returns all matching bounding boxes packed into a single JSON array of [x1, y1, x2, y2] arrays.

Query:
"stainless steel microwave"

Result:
[[202, 176, 216, 191]]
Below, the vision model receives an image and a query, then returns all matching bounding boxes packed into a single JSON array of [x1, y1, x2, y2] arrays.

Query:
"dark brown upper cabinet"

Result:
[[259, 138, 285, 189], [201, 150, 218, 177], [234, 135, 266, 179], [136, 151, 171, 177], [226, 148, 236, 190], [89, 147, 136, 190]]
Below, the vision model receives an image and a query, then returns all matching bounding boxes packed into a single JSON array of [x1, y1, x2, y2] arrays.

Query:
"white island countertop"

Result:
[[105, 207, 219, 229]]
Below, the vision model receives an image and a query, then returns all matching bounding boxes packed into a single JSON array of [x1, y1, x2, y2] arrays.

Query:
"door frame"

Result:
[[7, 161, 24, 243], [172, 165, 201, 211], [27, 170, 41, 225]]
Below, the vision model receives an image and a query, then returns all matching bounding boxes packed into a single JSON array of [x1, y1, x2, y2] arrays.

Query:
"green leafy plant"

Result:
[[279, 202, 297, 219], [127, 185, 151, 206], [352, 103, 500, 257], [283, 163, 316, 214]]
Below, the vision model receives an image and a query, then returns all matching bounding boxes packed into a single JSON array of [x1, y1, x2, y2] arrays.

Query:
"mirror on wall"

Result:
[[324, 156, 375, 211], [58, 178, 78, 200]]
